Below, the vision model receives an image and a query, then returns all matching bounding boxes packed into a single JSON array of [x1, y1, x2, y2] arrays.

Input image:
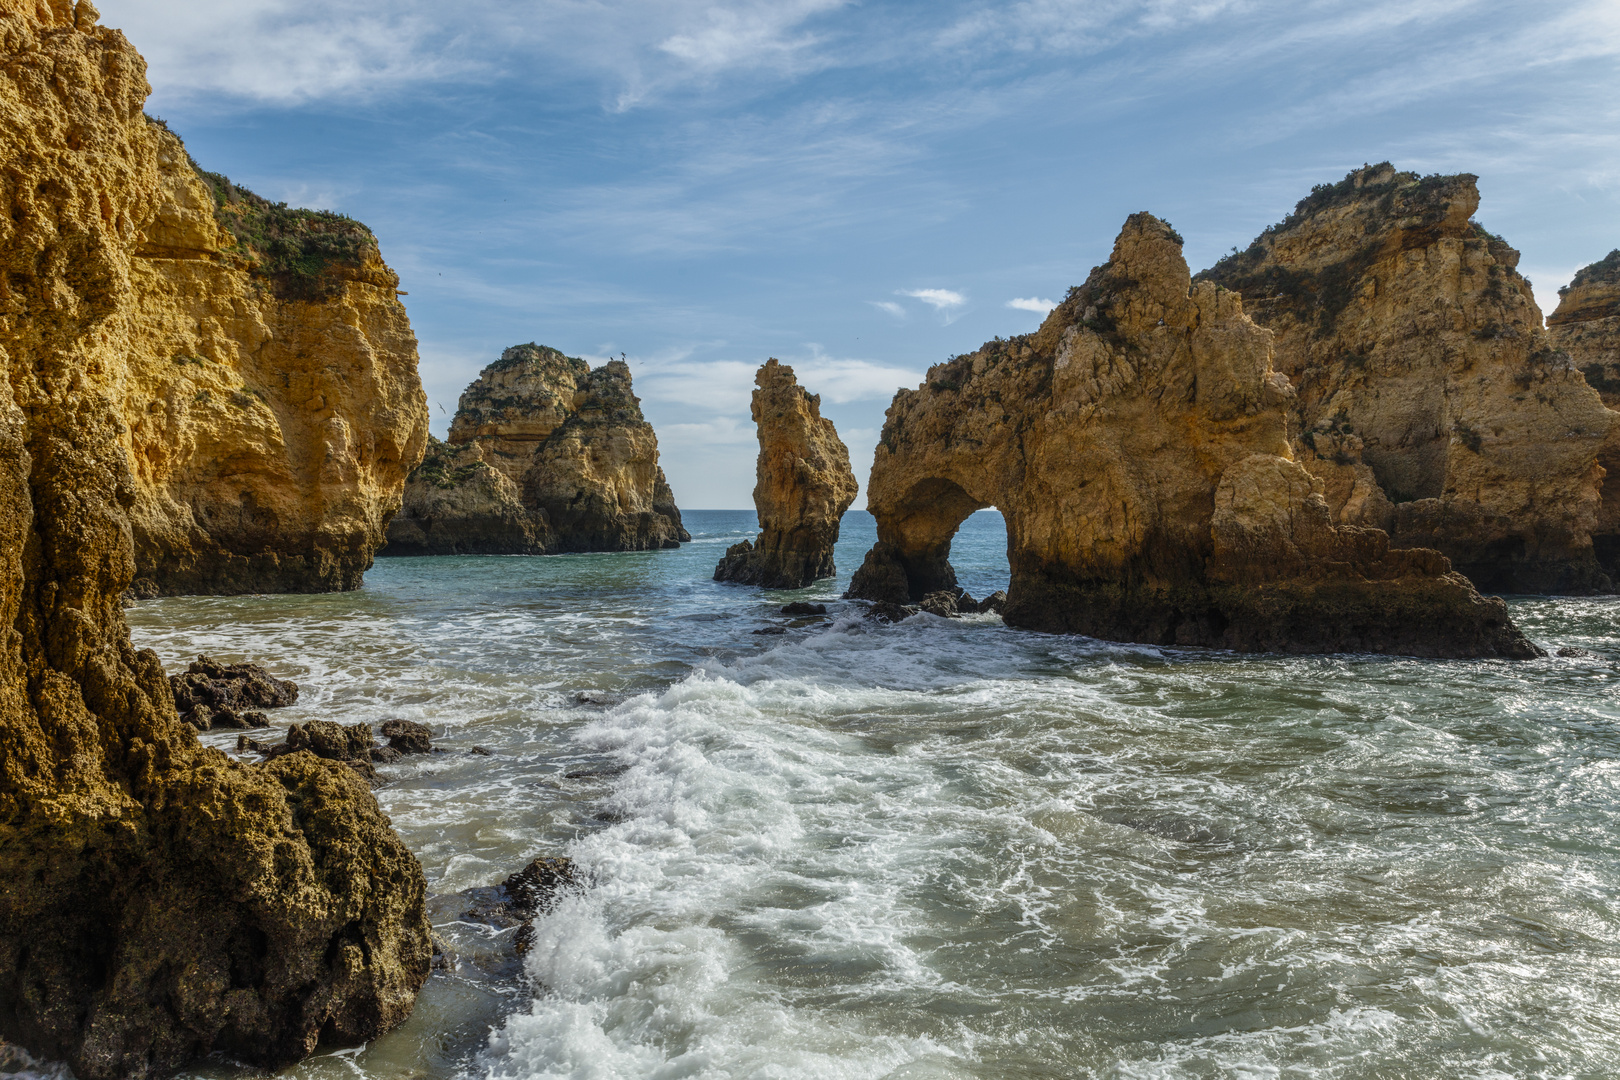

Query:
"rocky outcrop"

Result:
[[169, 655, 297, 731], [847, 213, 1536, 658], [1546, 251, 1620, 576], [121, 122, 427, 595], [0, 4, 431, 1077], [714, 359, 858, 589], [1200, 165, 1615, 594], [383, 345, 688, 555]]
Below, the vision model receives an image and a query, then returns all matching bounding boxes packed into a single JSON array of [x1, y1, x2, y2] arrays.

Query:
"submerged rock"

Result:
[[383, 346, 688, 555], [781, 601, 828, 615], [457, 857, 577, 955], [1546, 251, 1620, 580], [0, 10, 432, 1075], [714, 360, 859, 589], [848, 213, 1538, 658], [1200, 165, 1615, 595]]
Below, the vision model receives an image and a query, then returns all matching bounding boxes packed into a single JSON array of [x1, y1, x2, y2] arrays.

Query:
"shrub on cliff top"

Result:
[[188, 156, 375, 302], [1562, 250, 1620, 296]]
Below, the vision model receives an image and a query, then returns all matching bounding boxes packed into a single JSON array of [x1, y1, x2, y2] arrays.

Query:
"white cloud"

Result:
[[869, 300, 906, 317], [1006, 296, 1055, 313], [658, 1, 847, 73], [899, 288, 966, 311]]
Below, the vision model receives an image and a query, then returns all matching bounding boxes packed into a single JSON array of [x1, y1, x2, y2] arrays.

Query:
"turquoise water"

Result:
[[123, 510, 1620, 1080]]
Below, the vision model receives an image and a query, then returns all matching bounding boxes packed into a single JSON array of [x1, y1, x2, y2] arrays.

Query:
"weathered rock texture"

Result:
[[1200, 165, 1615, 594], [714, 359, 858, 589], [383, 344, 688, 555], [1546, 250, 1620, 576], [121, 122, 428, 596], [0, 4, 431, 1077], [848, 213, 1536, 658]]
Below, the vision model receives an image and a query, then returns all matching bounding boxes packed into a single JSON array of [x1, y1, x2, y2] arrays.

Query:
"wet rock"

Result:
[[781, 601, 828, 615], [866, 601, 919, 623], [370, 745, 404, 765], [919, 590, 964, 618], [976, 591, 1009, 615], [381, 718, 434, 754], [1556, 646, 1598, 658], [275, 720, 376, 762], [170, 654, 298, 731], [573, 690, 623, 707], [503, 857, 577, 915], [753, 626, 788, 635], [470, 746, 493, 756]]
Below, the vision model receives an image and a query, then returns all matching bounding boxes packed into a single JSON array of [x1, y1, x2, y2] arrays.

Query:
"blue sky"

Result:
[[102, 0, 1620, 508]]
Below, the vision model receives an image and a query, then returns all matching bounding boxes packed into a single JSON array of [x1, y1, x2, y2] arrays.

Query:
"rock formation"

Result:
[[1200, 164, 1615, 594], [0, 4, 431, 1077], [119, 122, 428, 596], [383, 344, 688, 555], [847, 213, 1537, 658], [1546, 250, 1620, 576], [714, 359, 859, 589]]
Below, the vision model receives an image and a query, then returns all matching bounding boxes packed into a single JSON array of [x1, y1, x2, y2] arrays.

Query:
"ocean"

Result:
[[125, 510, 1620, 1080]]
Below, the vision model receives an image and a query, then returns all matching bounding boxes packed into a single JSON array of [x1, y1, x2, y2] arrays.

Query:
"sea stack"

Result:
[[1545, 250, 1620, 579], [383, 344, 689, 554], [1199, 165, 1615, 594], [124, 123, 428, 596], [0, 4, 432, 1077], [714, 359, 859, 589], [846, 213, 1537, 658]]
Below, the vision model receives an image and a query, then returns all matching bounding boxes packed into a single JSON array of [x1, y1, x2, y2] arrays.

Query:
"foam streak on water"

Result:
[[126, 512, 1620, 1080]]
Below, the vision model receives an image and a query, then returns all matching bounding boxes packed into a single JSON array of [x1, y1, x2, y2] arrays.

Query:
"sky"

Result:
[[100, 0, 1620, 509]]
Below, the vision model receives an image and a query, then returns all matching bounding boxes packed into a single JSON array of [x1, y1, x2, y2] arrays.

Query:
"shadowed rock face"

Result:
[[714, 359, 859, 589], [1199, 164, 1615, 595], [847, 213, 1537, 658], [1546, 251, 1620, 578], [383, 346, 689, 554], [122, 122, 427, 597], [0, 4, 431, 1077]]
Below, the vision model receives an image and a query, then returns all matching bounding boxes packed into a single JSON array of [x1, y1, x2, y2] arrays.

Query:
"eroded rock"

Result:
[[380, 718, 434, 755], [1200, 165, 1615, 594], [1546, 251, 1620, 580], [847, 213, 1537, 658], [169, 654, 297, 730], [0, 11, 431, 1076], [123, 123, 427, 595], [384, 345, 688, 555], [714, 359, 859, 589]]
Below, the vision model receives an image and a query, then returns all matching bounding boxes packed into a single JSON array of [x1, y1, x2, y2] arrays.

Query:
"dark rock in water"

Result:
[[275, 720, 376, 762], [564, 764, 629, 780], [781, 601, 828, 616], [503, 857, 577, 915], [573, 690, 623, 707], [170, 654, 298, 731], [236, 734, 277, 755], [381, 718, 434, 754], [976, 590, 1009, 615], [1556, 646, 1598, 658], [919, 590, 963, 618], [370, 745, 404, 765], [866, 601, 919, 623], [470, 746, 493, 756], [753, 626, 788, 635]]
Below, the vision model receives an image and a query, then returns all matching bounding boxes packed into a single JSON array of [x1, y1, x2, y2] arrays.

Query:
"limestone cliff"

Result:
[[1200, 165, 1614, 594], [122, 123, 428, 596], [0, 4, 431, 1077], [848, 214, 1535, 658], [714, 359, 858, 589], [1546, 251, 1620, 575], [384, 344, 689, 555]]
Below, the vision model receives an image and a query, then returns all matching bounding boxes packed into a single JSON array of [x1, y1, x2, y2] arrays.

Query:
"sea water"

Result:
[[123, 510, 1620, 1080]]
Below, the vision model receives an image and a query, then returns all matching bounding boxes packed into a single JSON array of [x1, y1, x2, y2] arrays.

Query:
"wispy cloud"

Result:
[[899, 287, 966, 315], [869, 300, 906, 317], [1006, 296, 1054, 313]]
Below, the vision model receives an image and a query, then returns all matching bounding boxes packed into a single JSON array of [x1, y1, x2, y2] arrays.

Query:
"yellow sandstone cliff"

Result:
[[848, 214, 1536, 657], [714, 358, 858, 589], [1546, 251, 1620, 577], [1200, 165, 1614, 594], [122, 123, 427, 595], [0, 4, 430, 1077], [385, 344, 688, 554]]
